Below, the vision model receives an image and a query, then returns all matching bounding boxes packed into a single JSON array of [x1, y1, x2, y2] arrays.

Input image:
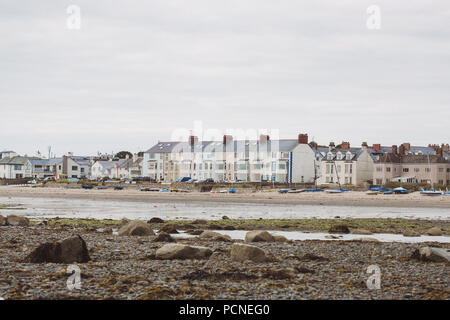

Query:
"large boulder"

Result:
[[148, 217, 165, 224], [245, 230, 275, 242], [328, 225, 350, 234], [6, 215, 30, 226], [411, 247, 450, 263], [426, 227, 443, 236], [152, 232, 175, 243], [273, 235, 288, 243], [25, 235, 90, 264], [0, 215, 6, 226], [158, 224, 179, 234], [118, 220, 154, 236], [403, 230, 420, 237], [156, 244, 212, 260], [199, 231, 232, 242], [231, 244, 269, 263]]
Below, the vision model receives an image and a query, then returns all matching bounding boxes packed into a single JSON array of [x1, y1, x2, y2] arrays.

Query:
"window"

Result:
[[438, 180, 444, 185], [386, 167, 391, 172], [414, 168, 420, 172], [14, 165, 22, 170], [81, 168, 85, 173], [438, 168, 444, 173], [72, 166, 78, 171], [279, 163, 286, 170], [326, 164, 331, 174], [253, 164, 261, 169], [425, 168, 431, 173], [376, 179, 382, 185], [376, 167, 382, 172], [403, 168, 409, 173]]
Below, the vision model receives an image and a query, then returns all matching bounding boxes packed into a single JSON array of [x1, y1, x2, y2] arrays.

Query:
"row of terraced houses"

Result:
[[1, 134, 449, 186], [143, 134, 450, 186]]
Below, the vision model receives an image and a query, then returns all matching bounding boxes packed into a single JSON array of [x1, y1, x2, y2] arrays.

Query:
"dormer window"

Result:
[[327, 152, 334, 160], [336, 152, 343, 160], [346, 152, 352, 161]]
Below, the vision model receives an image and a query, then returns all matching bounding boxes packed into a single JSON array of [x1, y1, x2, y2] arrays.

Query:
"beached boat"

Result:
[[303, 188, 324, 192], [444, 191, 450, 195], [420, 190, 443, 196], [81, 185, 94, 190], [325, 189, 351, 194], [366, 190, 379, 195], [287, 189, 304, 193], [392, 187, 408, 194], [114, 185, 124, 190]]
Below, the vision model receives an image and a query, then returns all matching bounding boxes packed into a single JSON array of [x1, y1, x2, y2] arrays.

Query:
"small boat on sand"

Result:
[[81, 185, 94, 190], [420, 189, 443, 196], [392, 187, 408, 194]]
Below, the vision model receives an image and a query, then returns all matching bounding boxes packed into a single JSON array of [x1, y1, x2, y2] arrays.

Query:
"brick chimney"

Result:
[[372, 144, 381, 151], [309, 141, 318, 150], [341, 141, 350, 149], [392, 145, 398, 154], [298, 133, 308, 144], [399, 144, 406, 155], [259, 134, 270, 143], [223, 135, 233, 145], [402, 143, 411, 152], [189, 135, 198, 146]]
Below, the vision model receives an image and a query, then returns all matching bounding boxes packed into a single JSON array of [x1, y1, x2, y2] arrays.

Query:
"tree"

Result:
[[115, 151, 133, 159]]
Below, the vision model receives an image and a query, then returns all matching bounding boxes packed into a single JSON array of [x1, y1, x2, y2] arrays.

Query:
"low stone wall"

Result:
[[0, 178, 33, 185]]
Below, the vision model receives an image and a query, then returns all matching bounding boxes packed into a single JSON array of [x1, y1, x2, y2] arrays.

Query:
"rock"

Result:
[[298, 253, 329, 262], [148, 217, 165, 224], [207, 224, 223, 230], [273, 235, 288, 243], [118, 220, 155, 236], [403, 230, 420, 237], [328, 224, 350, 234], [245, 230, 275, 242], [199, 231, 232, 242], [354, 237, 380, 243], [351, 229, 373, 235], [159, 224, 179, 234], [25, 235, 90, 264], [231, 243, 269, 262], [6, 215, 30, 226], [155, 244, 212, 260], [411, 247, 450, 263], [186, 229, 203, 236], [0, 215, 6, 226], [222, 216, 230, 220], [426, 227, 443, 236], [152, 232, 175, 243], [223, 225, 236, 230], [325, 235, 342, 239], [192, 219, 208, 225]]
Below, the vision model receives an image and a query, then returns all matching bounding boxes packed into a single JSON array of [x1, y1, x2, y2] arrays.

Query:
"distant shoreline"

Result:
[[1, 186, 450, 209]]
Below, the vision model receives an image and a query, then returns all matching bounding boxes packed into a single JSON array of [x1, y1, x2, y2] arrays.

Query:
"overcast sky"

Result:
[[1, 1, 449, 157]]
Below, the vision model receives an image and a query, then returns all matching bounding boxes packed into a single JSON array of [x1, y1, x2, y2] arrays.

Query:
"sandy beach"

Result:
[[1, 185, 450, 209]]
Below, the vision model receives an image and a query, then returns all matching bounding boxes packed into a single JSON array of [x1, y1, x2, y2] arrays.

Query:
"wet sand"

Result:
[[1, 186, 450, 209]]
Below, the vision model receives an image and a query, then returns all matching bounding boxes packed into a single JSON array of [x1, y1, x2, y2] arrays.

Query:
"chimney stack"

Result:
[[341, 141, 350, 149], [189, 135, 198, 146], [392, 145, 398, 154], [223, 135, 233, 145], [361, 142, 368, 148], [402, 143, 411, 152], [372, 144, 381, 151], [399, 144, 406, 155], [259, 134, 270, 143], [329, 142, 335, 151], [309, 141, 318, 150], [298, 133, 308, 144]]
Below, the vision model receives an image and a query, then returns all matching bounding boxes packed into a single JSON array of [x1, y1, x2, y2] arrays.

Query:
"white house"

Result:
[[0, 156, 33, 179]]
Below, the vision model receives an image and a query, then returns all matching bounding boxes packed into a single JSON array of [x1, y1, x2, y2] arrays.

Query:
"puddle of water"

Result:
[[173, 230, 450, 243]]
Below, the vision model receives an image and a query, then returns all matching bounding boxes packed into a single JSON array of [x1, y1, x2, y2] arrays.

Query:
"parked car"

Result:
[[176, 177, 192, 183]]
